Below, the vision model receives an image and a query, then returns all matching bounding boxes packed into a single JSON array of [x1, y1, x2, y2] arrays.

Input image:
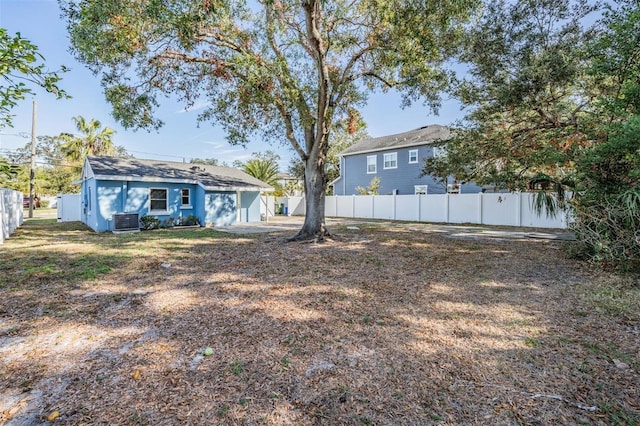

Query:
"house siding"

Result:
[[81, 177, 100, 231], [83, 180, 202, 232], [80, 156, 272, 232], [239, 191, 261, 222], [335, 146, 450, 195], [204, 192, 237, 226]]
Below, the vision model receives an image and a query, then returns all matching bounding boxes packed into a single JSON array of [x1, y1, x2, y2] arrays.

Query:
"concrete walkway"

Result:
[[216, 215, 576, 241]]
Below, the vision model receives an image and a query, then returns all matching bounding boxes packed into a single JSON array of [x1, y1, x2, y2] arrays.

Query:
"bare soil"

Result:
[[1, 219, 639, 425]]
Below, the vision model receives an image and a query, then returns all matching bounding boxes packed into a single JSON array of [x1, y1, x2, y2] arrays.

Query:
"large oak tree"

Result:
[[60, 0, 476, 240]]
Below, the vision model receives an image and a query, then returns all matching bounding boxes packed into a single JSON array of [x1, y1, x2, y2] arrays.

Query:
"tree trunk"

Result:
[[288, 150, 328, 241]]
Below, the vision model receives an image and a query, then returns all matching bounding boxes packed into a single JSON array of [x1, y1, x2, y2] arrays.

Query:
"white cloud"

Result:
[[175, 100, 211, 114]]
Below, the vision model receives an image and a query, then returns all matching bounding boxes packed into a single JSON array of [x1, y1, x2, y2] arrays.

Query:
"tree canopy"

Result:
[[424, 0, 598, 192], [423, 0, 640, 270], [0, 28, 69, 128], [61, 0, 477, 239]]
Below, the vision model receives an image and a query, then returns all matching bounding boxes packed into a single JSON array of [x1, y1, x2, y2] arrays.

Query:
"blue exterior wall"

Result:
[[239, 191, 260, 222], [81, 177, 100, 231], [334, 145, 482, 195], [82, 179, 200, 232], [203, 192, 237, 226], [81, 176, 264, 232]]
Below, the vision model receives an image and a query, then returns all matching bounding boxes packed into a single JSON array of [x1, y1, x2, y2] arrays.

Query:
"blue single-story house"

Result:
[[79, 156, 272, 232], [332, 125, 482, 195]]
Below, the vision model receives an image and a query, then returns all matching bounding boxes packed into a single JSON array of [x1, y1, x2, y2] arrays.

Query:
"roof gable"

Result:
[[340, 124, 451, 156], [85, 156, 273, 191]]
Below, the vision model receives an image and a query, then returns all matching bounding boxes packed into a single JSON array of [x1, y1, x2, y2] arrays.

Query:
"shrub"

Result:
[[183, 214, 200, 226], [140, 215, 161, 230]]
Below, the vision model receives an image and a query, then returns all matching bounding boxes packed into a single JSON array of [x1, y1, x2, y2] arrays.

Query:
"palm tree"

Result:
[[242, 158, 280, 186], [242, 157, 282, 195], [62, 116, 116, 164]]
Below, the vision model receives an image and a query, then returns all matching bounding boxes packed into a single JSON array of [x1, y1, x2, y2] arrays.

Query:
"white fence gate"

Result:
[[267, 193, 568, 229], [0, 188, 24, 244], [57, 194, 82, 222]]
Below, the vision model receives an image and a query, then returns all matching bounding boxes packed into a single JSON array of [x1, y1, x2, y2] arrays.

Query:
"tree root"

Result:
[[286, 224, 331, 243]]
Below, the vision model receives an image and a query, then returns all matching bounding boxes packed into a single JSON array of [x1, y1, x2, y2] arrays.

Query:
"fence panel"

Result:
[[481, 193, 519, 226], [0, 188, 24, 244], [336, 196, 354, 217], [354, 196, 374, 219], [324, 193, 566, 229], [395, 195, 419, 221], [56, 194, 82, 222], [419, 194, 448, 223], [519, 193, 568, 228], [448, 194, 478, 224], [287, 196, 305, 215], [372, 195, 395, 220]]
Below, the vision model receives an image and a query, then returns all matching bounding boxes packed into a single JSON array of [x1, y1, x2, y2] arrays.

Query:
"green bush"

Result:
[[571, 119, 640, 272], [140, 215, 161, 230], [183, 214, 200, 226]]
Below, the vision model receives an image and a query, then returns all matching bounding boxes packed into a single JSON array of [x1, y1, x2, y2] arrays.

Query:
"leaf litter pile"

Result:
[[1, 219, 639, 425]]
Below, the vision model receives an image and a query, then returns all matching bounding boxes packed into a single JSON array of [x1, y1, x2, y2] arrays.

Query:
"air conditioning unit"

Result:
[[112, 213, 140, 233]]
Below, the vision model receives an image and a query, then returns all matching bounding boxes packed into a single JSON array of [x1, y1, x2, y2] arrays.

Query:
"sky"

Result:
[[0, 0, 465, 171]]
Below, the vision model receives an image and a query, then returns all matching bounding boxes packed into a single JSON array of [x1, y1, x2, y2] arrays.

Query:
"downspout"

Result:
[[341, 156, 346, 195], [236, 191, 241, 223]]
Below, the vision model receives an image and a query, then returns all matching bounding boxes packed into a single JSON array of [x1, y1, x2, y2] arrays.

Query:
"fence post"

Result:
[[477, 192, 483, 224], [516, 192, 522, 227], [371, 195, 375, 219], [393, 192, 397, 220], [418, 194, 422, 222], [445, 193, 450, 223], [352, 195, 356, 218]]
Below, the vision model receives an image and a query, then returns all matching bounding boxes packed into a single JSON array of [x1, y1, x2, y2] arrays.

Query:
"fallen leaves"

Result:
[[0, 220, 638, 424]]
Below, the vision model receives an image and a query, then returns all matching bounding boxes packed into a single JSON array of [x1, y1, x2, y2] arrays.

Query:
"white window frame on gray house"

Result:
[[414, 185, 428, 194], [367, 155, 377, 174], [181, 188, 191, 208], [149, 187, 169, 213], [383, 152, 397, 169], [408, 149, 418, 164]]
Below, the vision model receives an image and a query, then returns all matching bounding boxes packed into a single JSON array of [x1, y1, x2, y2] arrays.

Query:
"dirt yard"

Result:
[[1, 219, 638, 425]]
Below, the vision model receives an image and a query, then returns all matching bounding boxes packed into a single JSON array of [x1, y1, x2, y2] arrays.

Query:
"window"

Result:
[[409, 149, 418, 164], [149, 188, 168, 212], [367, 155, 377, 174], [414, 185, 428, 195], [432, 146, 445, 157], [181, 188, 191, 207], [383, 152, 397, 169]]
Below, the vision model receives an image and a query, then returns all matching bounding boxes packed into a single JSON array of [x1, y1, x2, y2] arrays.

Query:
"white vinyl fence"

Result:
[[0, 188, 24, 244], [57, 194, 82, 222], [267, 193, 568, 229]]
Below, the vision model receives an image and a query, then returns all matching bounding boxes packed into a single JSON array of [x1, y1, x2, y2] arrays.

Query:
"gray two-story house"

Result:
[[332, 125, 481, 195]]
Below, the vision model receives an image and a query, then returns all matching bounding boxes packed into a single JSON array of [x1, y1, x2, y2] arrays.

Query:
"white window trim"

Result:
[[408, 149, 418, 164], [433, 146, 445, 157], [383, 152, 398, 170], [366, 155, 377, 174], [149, 187, 169, 214], [180, 188, 192, 209]]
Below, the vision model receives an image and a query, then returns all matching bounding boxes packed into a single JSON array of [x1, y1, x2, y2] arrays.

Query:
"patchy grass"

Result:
[[0, 219, 639, 425]]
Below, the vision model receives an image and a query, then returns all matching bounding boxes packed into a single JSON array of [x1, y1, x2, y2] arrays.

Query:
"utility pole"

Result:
[[29, 100, 37, 219]]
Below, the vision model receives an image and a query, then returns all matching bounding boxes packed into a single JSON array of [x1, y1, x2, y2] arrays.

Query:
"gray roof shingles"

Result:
[[340, 124, 451, 156], [87, 156, 272, 191]]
